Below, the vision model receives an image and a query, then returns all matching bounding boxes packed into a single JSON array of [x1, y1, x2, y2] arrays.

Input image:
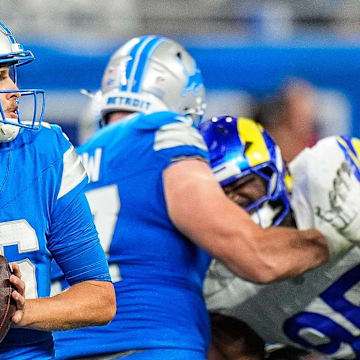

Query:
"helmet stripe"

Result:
[[237, 118, 270, 166], [126, 36, 156, 92], [130, 37, 164, 93], [119, 36, 150, 92], [0, 22, 14, 41], [0, 22, 34, 65]]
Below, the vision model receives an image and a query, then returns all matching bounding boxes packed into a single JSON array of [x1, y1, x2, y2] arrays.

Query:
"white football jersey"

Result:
[[204, 136, 360, 359]]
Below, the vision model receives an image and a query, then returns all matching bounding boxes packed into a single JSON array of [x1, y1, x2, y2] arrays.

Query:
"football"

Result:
[[0, 256, 15, 343]]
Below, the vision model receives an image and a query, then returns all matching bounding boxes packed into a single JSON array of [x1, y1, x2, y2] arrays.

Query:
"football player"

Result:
[[0, 22, 115, 359], [201, 116, 360, 359], [53, 36, 328, 360]]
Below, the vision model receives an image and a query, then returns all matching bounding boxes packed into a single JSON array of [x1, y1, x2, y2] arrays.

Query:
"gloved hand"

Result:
[[316, 161, 360, 243]]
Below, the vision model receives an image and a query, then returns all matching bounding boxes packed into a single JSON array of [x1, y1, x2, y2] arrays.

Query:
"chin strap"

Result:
[[0, 123, 20, 142]]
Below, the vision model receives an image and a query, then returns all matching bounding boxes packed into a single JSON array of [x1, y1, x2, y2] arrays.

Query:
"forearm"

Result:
[[247, 227, 329, 283], [19, 280, 115, 331]]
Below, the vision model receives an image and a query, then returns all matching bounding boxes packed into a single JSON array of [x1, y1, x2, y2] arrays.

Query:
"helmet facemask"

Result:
[[246, 164, 289, 227], [0, 22, 45, 142], [221, 162, 290, 228]]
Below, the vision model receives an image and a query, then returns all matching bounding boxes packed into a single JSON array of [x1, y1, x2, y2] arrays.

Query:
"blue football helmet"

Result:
[[200, 116, 291, 227], [99, 35, 206, 125], [0, 22, 45, 141]]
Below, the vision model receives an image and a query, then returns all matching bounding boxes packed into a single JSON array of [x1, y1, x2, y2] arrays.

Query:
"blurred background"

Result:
[[3, 0, 360, 160]]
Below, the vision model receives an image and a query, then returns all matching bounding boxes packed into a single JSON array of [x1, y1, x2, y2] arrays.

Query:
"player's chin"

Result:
[[5, 112, 18, 120]]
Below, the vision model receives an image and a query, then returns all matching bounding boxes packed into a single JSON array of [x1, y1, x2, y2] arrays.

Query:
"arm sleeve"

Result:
[[47, 189, 111, 285], [46, 125, 111, 285]]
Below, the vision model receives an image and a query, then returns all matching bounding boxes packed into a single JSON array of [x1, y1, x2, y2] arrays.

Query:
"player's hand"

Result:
[[316, 161, 360, 242], [9, 262, 25, 325]]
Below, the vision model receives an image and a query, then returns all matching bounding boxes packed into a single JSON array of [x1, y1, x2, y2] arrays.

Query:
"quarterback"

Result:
[[0, 22, 115, 359], [202, 116, 360, 360]]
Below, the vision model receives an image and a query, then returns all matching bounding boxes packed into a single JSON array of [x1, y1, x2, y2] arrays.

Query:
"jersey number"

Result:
[[0, 220, 39, 299], [284, 265, 360, 359], [85, 185, 121, 282]]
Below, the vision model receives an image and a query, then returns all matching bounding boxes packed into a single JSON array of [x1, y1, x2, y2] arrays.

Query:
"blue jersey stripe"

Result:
[[131, 37, 164, 93]]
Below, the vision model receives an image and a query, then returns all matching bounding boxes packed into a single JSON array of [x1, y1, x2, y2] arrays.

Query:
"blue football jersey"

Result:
[[0, 124, 111, 360], [54, 112, 212, 359]]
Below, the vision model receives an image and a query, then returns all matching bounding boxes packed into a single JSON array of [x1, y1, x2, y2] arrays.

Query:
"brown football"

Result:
[[0, 255, 15, 343]]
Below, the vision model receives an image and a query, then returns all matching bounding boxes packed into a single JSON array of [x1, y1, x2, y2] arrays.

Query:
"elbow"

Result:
[[100, 301, 116, 326], [100, 311, 116, 326], [96, 282, 116, 325], [106, 294, 117, 324]]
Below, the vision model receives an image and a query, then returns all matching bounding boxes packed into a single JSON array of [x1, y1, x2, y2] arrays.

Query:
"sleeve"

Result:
[[46, 125, 111, 285], [47, 190, 111, 285], [289, 136, 356, 256], [289, 137, 347, 230], [53, 126, 88, 202], [288, 147, 314, 230], [152, 114, 209, 167]]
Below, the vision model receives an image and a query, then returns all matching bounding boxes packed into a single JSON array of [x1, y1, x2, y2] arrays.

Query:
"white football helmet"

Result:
[[100, 35, 206, 124], [0, 22, 45, 142]]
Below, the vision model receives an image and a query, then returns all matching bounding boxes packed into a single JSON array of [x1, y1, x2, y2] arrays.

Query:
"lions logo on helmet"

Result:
[[0, 22, 45, 142], [100, 35, 206, 125], [199, 116, 290, 227]]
